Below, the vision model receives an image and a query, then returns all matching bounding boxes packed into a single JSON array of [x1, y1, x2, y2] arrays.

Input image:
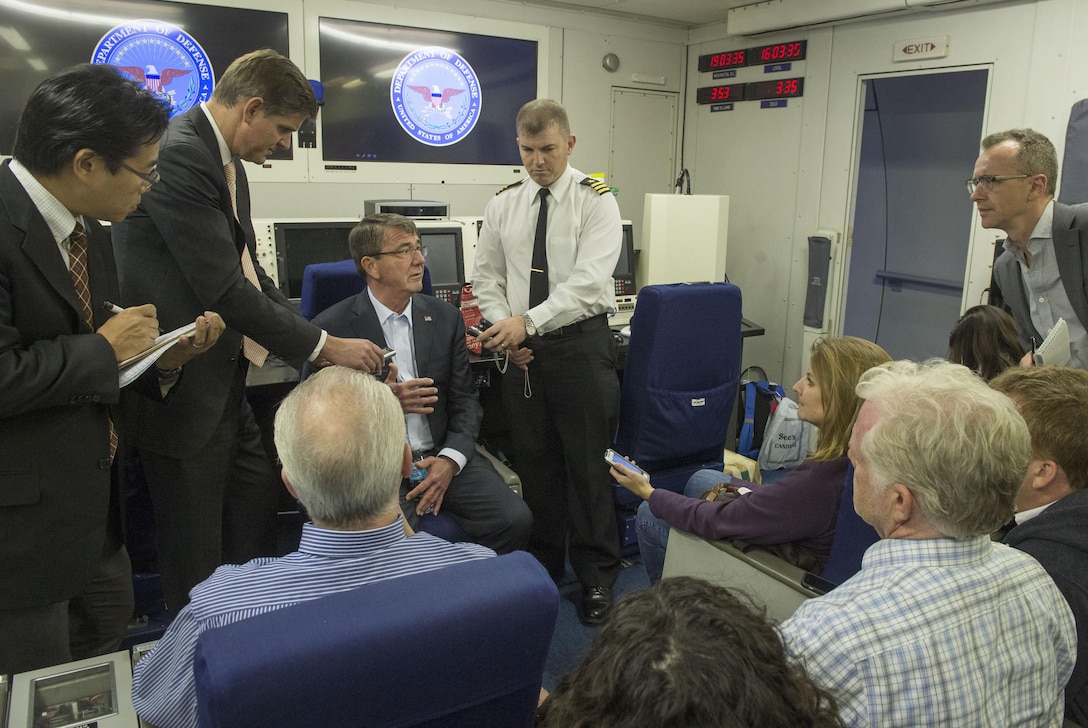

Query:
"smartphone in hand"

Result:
[[604, 448, 648, 477]]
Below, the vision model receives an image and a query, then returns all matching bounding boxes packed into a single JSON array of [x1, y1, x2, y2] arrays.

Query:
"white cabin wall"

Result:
[[206, 0, 1088, 388], [685, 0, 1088, 386], [248, 0, 687, 222]]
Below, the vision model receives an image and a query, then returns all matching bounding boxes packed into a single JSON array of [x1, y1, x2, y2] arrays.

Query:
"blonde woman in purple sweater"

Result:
[[613, 336, 890, 582]]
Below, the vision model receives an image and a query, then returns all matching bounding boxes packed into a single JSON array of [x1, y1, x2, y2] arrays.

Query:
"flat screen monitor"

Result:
[[316, 16, 538, 167], [0, 0, 290, 157], [613, 222, 637, 295], [274, 221, 357, 299], [418, 227, 465, 287]]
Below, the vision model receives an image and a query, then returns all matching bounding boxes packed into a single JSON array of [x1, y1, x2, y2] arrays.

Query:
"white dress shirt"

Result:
[[472, 164, 621, 332]]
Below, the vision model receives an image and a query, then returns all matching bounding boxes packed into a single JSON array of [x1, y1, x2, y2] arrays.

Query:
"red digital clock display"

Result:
[[697, 49, 748, 73], [696, 84, 744, 105], [745, 77, 805, 100], [751, 40, 807, 64]]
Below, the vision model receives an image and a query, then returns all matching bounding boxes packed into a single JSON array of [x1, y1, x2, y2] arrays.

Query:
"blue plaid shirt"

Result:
[[780, 536, 1076, 727], [132, 520, 494, 728]]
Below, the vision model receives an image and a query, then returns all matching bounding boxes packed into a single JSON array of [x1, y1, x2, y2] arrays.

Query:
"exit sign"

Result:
[[893, 35, 949, 62]]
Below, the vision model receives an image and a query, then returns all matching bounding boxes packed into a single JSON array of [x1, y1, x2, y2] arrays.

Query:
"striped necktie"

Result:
[[70, 223, 118, 463], [224, 160, 268, 366]]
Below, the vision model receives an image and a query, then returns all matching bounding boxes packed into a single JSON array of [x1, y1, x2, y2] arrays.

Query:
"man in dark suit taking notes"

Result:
[[0, 64, 223, 674], [112, 50, 385, 614]]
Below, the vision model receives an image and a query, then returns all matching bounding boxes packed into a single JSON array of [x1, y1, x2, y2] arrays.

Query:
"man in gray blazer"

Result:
[[972, 128, 1088, 369], [112, 50, 385, 614], [311, 214, 532, 553]]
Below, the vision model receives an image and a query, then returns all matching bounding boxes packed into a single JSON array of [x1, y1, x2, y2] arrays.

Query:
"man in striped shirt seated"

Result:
[[131, 366, 495, 728], [779, 359, 1076, 727]]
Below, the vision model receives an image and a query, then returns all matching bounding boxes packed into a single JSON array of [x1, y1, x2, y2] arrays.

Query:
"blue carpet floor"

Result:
[[542, 555, 650, 690]]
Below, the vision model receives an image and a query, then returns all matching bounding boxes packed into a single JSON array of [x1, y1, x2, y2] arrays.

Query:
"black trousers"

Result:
[[398, 449, 532, 554], [502, 320, 621, 587], [139, 378, 280, 614], [0, 543, 132, 674]]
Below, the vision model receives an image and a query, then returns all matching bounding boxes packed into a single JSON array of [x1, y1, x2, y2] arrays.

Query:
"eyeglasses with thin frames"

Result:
[[965, 174, 1030, 195], [120, 162, 160, 189], [367, 244, 428, 260]]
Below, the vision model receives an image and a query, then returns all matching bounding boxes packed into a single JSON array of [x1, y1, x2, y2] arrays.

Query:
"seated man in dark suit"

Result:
[[990, 365, 1088, 725], [311, 213, 532, 553], [131, 367, 496, 728]]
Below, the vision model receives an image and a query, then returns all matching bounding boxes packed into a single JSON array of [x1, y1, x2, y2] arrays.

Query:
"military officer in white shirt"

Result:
[[473, 98, 622, 625]]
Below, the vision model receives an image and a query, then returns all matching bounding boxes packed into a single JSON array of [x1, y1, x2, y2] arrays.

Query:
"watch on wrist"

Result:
[[156, 365, 183, 380], [522, 313, 537, 337]]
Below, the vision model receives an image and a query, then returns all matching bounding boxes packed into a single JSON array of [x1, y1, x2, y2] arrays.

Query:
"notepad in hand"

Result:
[[118, 321, 198, 387], [1034, 318, 1070, 366]]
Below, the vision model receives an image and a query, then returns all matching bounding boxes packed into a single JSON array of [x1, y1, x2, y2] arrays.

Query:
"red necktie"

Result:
[[70, 223, 118, 463], [224, 161, 268, 367]]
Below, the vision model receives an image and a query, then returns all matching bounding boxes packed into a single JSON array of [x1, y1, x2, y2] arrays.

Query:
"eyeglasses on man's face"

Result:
[[965, 174, 1030, 195], [368, 244, 428, 260], [120, 162, 160, 189]]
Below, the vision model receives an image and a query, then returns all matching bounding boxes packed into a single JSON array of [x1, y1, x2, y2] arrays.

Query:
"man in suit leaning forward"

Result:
[[112, 49, 386, 614], [973, 128, 1088, 369], [311, 213, 532, 553], [0, 64, 223, 673]]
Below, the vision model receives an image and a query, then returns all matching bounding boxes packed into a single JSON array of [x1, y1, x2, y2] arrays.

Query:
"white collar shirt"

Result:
[[472, 164, 621, 332], [198, 103, 326, 361], [9, 158, 83, 268]]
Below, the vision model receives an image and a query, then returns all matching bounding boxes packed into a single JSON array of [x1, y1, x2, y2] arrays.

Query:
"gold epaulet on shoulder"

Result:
[[581, 177, 612, 196], [496, 179, 525, 195]]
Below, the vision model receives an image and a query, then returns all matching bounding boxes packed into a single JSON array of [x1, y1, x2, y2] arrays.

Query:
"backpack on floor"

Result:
[[735, 368, 785, 460]]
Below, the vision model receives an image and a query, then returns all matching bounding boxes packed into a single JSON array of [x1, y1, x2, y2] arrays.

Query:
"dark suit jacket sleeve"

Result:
[[0, 197, 138, 417], [311, 292, 482, 461], [422, 296, 482, 462], [0, 167, 150, 607], [993, 201, 1088, 351], [130, 111, 320, 368]]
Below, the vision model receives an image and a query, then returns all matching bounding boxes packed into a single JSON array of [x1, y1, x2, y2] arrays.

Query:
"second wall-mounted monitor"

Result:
[[309, 9, 546, 184]]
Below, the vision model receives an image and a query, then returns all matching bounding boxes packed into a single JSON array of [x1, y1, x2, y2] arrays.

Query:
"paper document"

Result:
[[1034, 317, 1070, 366], [118, 322, 197, 387]]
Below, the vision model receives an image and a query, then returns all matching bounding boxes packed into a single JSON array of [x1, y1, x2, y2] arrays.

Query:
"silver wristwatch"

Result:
[[522, 313, 537, 337]]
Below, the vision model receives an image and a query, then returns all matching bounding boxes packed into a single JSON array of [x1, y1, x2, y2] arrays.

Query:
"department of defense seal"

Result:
[[92, 19, 214, 118], [390, 46, 481, 147]]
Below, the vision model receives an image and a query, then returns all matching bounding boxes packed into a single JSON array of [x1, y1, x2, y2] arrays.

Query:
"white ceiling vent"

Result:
[[727, 0, 1014, 35]]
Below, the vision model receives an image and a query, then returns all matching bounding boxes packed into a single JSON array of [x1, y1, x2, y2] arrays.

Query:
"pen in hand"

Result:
[[1030, 336, 1037, 366], [102, 300, 124, 314]]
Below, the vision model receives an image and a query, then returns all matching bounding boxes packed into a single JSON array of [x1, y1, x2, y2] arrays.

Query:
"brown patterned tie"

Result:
[[70, 223, 118, 463], [224, 160, 268, 367]]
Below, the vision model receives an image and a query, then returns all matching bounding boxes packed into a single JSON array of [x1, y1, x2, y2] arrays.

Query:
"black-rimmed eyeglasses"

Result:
[[965, 174, 1030, 194], [367, 245, 428, 260], [120, 162, 160, 189]]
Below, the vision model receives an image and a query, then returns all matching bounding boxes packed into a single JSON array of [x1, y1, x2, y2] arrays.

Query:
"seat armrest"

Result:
[[662, 528, 819, 623], [476, 444, 522, 497]]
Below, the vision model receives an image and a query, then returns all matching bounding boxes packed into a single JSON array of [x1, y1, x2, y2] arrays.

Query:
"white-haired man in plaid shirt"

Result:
[[780, 359, 1075, 727]]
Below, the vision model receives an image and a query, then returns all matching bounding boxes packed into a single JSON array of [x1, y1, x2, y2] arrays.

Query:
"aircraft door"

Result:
[[842, 69, 988, 359]]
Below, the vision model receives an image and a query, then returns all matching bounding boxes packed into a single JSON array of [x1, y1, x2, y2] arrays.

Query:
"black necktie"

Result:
[[529, 188, 549, 308]]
